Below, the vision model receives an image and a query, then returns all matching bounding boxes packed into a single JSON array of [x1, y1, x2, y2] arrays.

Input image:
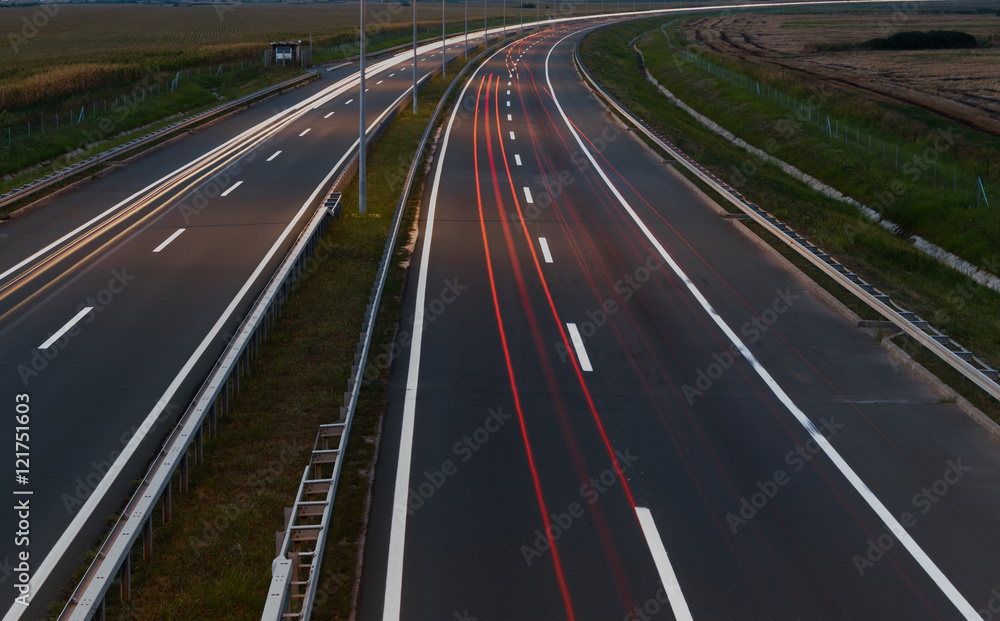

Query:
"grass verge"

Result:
[[579, 19, 1000, 418], [652, 17, 1000, 267], [56, 52, 477, 621], [1, 67, 306, 201]]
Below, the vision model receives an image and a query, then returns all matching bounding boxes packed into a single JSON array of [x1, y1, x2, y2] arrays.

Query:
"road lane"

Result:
[[360, 22, 1000, 621], [0, 31, 490, 617]]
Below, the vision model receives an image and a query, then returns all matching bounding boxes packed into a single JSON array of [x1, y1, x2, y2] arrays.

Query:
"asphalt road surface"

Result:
[[0, 32, 486, 618], [358, 22, 1000, 621]]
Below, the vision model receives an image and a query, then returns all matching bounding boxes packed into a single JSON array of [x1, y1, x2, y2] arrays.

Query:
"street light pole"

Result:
[[360, 0, 366, 215], [465, 0, 469, 58], [442, 0, 446, 78], [413, 0, 417, 113]]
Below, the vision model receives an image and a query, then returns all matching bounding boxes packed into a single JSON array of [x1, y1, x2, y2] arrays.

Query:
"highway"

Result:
[[359, 22, 1000, 621], [0, 32, 489, 617]]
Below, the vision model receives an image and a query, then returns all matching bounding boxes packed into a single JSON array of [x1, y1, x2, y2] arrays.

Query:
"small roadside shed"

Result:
[[270, 41, 303, 66]]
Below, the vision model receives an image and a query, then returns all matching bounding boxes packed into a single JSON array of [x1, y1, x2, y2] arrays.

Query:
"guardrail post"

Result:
[[180, 453, 189, 494], [142, 519, 152, 561], [120, 553, 131, 602], [162, 482, 172, 524]]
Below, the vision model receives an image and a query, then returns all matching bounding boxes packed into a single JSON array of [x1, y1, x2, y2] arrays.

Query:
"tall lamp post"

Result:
[[442, 0, 446, 78], [412, 0, 417, 113], [360, 0, 366, 214]]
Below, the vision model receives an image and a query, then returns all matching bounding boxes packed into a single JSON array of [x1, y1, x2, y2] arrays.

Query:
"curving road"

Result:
[[0, 32, 489, 618], [359, 21, 1000, 621]]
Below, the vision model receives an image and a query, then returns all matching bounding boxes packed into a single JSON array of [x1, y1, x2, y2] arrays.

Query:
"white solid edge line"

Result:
[[635, 508, 695, 621], [152, 228, 185, 253], [522, 186, 533, 204], [567, 323, 593, 372], [544, 30, 980, 621], [267, 150, 282, 161], [0, 86, 326, 285], [4, 78, 422, 621], [38, 307, 93, 350], [220, 180, 243, 197], [382, 43, 510, 621], [8, 140, 355, 618], [514, 154, 522, 166], [539, 237, 553, 263], [324, 111, 335, 118], [299, 128, 311, 137]]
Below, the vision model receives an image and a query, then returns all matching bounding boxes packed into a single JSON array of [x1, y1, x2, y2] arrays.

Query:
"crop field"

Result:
[[656, 11, 1000, 266], [676, 10, 1000, 135], [0, 1, 550, 111]]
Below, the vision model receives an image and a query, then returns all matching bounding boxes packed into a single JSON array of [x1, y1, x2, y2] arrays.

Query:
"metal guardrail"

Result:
[[0, 71, 318, 214], [59, 47, 431, 621], [59, 189, 339, 620], [572, 35, 1000, 402], [260, 34, 521, 621], [54, 29, 513, 621]]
